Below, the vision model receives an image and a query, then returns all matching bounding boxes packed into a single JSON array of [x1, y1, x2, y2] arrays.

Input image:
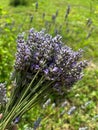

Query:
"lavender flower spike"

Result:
[[14, 28, 88, 95], [0, 28, 88, 130], [0, 83, 7, 105]]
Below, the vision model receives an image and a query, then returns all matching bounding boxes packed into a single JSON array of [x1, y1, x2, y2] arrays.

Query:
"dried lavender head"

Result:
[[42, 13, 45, 19], [0, 83, 7, 105], [55, 9, 59, 17], [15, 34, 31, 71], [14, 28, 88, 94], [52, 14, 56, 22], [67, 106, 76, 115], [35, 2, 38, 11], [33, 117, 42, 130], [65, 5, 71, 19]]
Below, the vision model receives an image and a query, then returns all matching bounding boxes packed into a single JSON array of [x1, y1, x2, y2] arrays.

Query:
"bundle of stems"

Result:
[[0, 28, 87, 130], [0, 72, 54, 130]]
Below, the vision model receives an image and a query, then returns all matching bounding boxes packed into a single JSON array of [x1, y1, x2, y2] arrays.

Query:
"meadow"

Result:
[[0, 0, 98, 129]]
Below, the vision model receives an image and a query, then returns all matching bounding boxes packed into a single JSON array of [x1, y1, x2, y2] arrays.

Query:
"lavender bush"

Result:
[[0, 28, 87, 130]]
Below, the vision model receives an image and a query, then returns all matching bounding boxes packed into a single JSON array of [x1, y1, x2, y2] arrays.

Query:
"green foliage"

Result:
[[18, 68, 98, 130], [0, 10, 16, 82], [0, 6, 2, 15], [10, 0, 28, 6]]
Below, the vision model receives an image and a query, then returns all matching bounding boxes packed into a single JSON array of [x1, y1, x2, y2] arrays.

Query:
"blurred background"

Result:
[[0, 0, 98, 129]]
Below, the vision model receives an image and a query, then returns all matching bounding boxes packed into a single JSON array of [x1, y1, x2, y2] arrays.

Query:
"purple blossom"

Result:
[[0, 83, 7, 104], [14, 28, 88, 94], [43, 68, 49, 75], [33, 117, 42, 130], [67, 106, 76, 115], [35, 65, 40, 70], [14, 117, 20, 124], [52, 67, 59, 72]]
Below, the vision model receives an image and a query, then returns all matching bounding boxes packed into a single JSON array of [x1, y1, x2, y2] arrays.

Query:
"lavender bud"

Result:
[[79, 127, 88, 130], [60, 110, 66, 117], [84, 101, 92, 106], [30, 16, 33, 23], [33, 117, 41, 130], [0, 83, 7, 105], [92, 115, 98, 120], [13, 117, 20, 124], [61, 101, 67, 108], [43, 69, 49, 75], [52, 67, 58, 72], [81, 101, 92, 109], [43, 98, 51, 109], [65, 5, 70, 19], [67, 106, 76, 115], [54, 29, 58, 35], [51, 103, 56, 109], [86, 18, 92, 27], [35, 2, 38, 11]]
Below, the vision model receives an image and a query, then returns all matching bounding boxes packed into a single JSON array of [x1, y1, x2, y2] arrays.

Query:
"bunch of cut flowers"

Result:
[[0, 28, 88, 130]]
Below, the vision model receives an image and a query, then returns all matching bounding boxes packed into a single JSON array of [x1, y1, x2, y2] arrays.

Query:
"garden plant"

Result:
[[0, 0, 98, 129], [0, 28, 87, 129]]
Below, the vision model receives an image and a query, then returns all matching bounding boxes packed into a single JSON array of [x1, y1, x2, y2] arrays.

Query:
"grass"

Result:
[[0, 0, 98, 129], [1, 0, 98, 59]]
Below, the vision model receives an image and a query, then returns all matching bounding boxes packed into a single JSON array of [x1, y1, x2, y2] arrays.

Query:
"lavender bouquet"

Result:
[[0, 28, 87, 130]]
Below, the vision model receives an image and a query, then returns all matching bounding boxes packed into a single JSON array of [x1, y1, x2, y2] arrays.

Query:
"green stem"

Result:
[[15, 81, 53, 118], [1, 72, 42, 129]]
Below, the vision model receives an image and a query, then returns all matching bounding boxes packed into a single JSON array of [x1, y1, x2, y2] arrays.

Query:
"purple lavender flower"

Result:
[[67, 106, 76, 115], [65, 5, 71, 19], [43, 68, 49, 75], [13, 117, 20, 124], [52, 14, 56, 23], [35, 2, 38, 11], [14, 28, 88, 94], [52, 67, 59, 72], [0, 28, 88, 130], [0, 83, 7, 105], [33, 117, 41, 130]]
